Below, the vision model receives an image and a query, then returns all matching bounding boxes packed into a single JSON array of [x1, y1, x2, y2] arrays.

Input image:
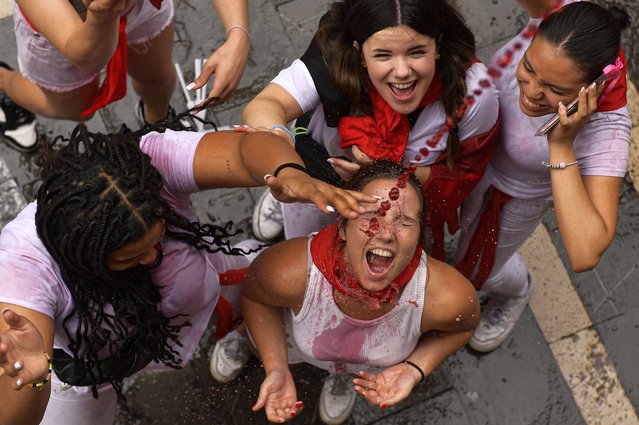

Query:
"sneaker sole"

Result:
[[251, 190, 283, 241], [209, 342, 241, 384], [2, 121, 38, 153], [468, 322, 517, 353]]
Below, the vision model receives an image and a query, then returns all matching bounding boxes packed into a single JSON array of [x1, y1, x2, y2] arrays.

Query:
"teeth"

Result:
[[523, 94, 542, 108], [370, 248, 393, 258], [391, 82, 414, 90]]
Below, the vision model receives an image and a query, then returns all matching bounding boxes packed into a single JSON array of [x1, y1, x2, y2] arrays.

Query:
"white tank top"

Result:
[[283, 238, 428, 374]]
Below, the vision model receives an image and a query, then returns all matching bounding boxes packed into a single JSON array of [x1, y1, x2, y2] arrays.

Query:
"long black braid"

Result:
[[35, 122, 260, 398]]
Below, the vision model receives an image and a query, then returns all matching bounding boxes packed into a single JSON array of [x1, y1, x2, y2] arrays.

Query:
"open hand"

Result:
[[352, 364, 420, 408], [253, 368, 303, 423], [0, 309, 49, 390]]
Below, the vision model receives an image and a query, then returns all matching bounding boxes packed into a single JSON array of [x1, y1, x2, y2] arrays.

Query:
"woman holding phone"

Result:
[[455, 0, 631, 352]]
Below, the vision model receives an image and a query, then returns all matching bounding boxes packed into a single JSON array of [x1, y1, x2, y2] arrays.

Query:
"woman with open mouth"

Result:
[[244, 0, 500, 266], [241, 161, 479, 424], [455, 0, 631, 353]]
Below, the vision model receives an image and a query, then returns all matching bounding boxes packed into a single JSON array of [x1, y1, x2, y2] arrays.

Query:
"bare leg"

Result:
[[127, 22, 176, 123], [0, 67, 98, 121]]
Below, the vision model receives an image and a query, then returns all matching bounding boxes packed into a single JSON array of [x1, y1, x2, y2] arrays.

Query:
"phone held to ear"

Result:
[[535, 64, 622, 136]]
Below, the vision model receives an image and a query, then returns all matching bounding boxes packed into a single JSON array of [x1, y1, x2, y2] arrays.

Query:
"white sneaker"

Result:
[[252, 189, 284, 241], [209, 329, 250, 383], [318, 373, 357, 425], [0, 63, 38, 153], [469, 278, 533, 353]]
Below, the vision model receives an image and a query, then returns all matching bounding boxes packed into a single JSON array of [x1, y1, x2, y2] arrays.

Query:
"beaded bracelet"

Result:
[[273, 163, 308, 177], [29, 352, 52, 390], [541, 160, 578, 169], [271, 125, 296, 143], [226, 24, 250, 41], [404, 360, 425, 383]]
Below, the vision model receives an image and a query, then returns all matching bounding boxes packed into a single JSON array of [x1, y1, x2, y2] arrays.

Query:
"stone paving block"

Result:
[[453, 0, 527, 52], [596, 308, 639, 411], [0, 157, 25, 229], [447, 309, 585, 425], [350, 367, 452, 425], [551, 328, 639, 425], [365, 389, 471, 425], [543, 180, 639, 325]]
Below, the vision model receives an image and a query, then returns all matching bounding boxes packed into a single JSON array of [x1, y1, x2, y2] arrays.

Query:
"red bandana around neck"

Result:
[[338, 74, 444, 162], [310, 223, 423, 309], [596, 49, 627, 112]]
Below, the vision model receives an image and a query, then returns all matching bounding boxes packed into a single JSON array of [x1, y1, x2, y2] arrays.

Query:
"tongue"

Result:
[[367, 252, 393, 273]]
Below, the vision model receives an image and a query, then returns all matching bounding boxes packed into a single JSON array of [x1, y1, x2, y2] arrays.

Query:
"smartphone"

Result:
[[535, 65, 622, 136]]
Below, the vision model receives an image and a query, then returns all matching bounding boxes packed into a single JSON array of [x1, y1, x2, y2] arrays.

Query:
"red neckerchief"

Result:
[[310, 223, 422, 308], [338, 74, 444, 162], [597, 49, 627, 112]]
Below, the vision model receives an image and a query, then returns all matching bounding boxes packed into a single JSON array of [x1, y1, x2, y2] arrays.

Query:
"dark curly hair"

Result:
[[35, 122, 259, 397]]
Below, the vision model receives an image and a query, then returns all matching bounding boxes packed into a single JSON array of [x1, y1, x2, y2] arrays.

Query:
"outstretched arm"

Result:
[[189, 0, 250, 105], [353, 259, 479, 407], [241, 239, 309, 422], [192, 130, 376, 219], [0, 305, 55, 425]]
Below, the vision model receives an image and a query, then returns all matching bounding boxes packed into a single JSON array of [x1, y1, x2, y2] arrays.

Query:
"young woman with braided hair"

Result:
[[246, 0, 500, 261], [0, 123, 374, 425]]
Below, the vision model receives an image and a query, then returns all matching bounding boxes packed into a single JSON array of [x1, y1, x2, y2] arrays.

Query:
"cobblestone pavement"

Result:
[[1, 0, 639, 424]]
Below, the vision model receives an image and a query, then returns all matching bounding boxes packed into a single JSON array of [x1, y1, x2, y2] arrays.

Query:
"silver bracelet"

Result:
[[541, 160, 578, 169], [226, 24, 250, 41]]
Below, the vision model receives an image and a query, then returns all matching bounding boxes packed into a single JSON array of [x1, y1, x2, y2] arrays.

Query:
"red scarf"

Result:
[[81, 0, 165, 118], [310, 223, 422, 308], [338, 74, 444, 162], [596, 50, 627, 112]]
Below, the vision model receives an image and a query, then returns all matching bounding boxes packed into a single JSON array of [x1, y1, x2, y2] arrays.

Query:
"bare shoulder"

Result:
[[422, 257, 480, 332], [241, 237, 309, 308]]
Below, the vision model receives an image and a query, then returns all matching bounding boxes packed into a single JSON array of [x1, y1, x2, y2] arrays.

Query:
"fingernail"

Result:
[[16, 379, 23, 387], [290, 412, 296, 417], [326, 205, 335, 213], [294, 401, 303, 408], [372, 195, 383, 200], [558, 101, 565, 110], [580, 86, 585, 94], [263, 174, 272, 182], [589, 82, 596, 90], [14, 361, 22, 370], [380, 403, 388, 409], [233, 124, 241, 128], [326, 158, 335, 164], [1, 308, 8, 314], [186, 82, 196, 91]]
